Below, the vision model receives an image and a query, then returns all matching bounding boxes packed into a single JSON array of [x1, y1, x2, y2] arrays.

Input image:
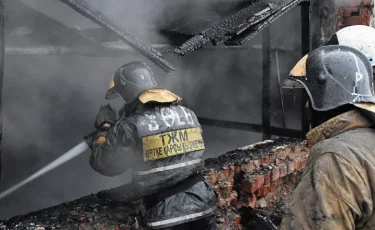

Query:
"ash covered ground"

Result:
[[0, 137, 304, 230]]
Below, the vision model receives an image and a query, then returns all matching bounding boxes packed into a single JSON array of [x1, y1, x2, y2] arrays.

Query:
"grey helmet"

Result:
[[285, 45, 375, 112], [105, 62, 158, 104]]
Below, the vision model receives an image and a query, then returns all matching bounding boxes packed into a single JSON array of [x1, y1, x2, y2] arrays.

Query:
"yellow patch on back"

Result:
[[142, 127, 205, 161]]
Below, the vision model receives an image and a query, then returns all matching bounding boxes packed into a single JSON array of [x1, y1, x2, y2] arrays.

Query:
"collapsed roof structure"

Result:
[[0, 0, 374, 228], [0, 0, 313, 179]]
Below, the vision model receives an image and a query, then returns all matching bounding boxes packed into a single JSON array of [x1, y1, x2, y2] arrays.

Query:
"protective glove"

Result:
[[84, 130, 97, 148], [95, 104, 116, 129], [84, 130, 107, 149]]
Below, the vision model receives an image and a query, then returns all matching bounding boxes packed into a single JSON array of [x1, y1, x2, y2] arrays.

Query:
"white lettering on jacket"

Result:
[[145, 114, 159, 131], [161, 106, 194, 127]]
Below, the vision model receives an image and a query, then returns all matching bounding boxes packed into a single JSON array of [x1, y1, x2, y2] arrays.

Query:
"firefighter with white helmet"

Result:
[[280, 44, 375, 229], [285, 25, 375, 85]]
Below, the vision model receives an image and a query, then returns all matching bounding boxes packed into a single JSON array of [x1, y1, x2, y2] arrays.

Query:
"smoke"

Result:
[[0, 0, 303, 219]]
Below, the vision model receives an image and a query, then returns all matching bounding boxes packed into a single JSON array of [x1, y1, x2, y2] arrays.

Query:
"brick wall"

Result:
[[337, 0, 373, 29], [203, 138, 309, 230]]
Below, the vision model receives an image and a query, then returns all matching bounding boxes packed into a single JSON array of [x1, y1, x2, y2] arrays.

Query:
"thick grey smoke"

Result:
[[0, 0, 303, 219]]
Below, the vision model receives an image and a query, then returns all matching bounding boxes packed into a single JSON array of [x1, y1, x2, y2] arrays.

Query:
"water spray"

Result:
[[0, 141, 89, 200]]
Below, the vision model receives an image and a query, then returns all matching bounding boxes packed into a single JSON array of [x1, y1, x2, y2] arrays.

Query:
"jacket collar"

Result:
[[306, 110, 373, 146], [119, 100, 143, 118]]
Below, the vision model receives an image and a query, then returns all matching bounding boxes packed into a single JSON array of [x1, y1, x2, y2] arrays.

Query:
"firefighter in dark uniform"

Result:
[[85, 61, 217, 230], [281, 45, 375, 229]]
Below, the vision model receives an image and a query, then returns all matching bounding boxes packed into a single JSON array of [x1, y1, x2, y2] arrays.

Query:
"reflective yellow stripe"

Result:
[[93, 136, 107, 145]]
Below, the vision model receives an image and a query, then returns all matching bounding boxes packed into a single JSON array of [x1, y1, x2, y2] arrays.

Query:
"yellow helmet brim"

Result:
[[354, 102, 375, 114], [282, 54, 309, 89], [105, 77, 120, 100], [290, 54, 308, 77]]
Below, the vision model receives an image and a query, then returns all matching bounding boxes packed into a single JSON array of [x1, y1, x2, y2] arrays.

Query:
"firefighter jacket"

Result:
[[89, 102, 217, 229], [280, 109, 375, 230]]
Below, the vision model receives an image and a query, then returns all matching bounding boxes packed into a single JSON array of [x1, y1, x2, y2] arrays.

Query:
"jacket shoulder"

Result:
[[309, 128, 375, 166]]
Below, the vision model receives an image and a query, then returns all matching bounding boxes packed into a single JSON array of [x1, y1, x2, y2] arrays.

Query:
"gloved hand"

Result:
[[84, 130, 107, 149], [84, 130, 97, 148], [95, 104, 116, 129]]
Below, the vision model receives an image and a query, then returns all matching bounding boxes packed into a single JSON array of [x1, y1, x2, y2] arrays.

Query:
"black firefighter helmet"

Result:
[[284, 45, 375, 113], [105, 61, 181, 104]]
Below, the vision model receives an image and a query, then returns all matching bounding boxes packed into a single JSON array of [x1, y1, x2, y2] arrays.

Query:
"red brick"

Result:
[[268, 152, 277, 163], [271, 167, 280, 182], [240, 193, 257, 208], [279, 164, 288, 178], [253, 159, 261, 168], [218, 167, 229, 182], [241, 161, 256, 172], [219, 181, 233, 199], [294, 158, 302, 170], [261, 154, 269, 164], [286, 153, 296, 161], [300, 158, 307, 170], [264, 172, 271, 185], [230, 164, 242, 174], [218, 197, 227, 207], [233, 215, 241, 229], [295, 158, 307, 171], [277, 149, 287, 160], [287, 160, 295, 174], [342, 7, 359, 17], [289, 172, 302, 187], [205, 170, 218, 185], [346, 16, 371, 26], [227, 191, 238, 206], [269, 183, 276, 193], [256, 184, 270, 197], [242, 175, 265, 193]]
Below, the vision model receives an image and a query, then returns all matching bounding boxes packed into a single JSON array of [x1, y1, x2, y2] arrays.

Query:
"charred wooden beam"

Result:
[[58, 0, 175, 72], [0, 0, 4, 180], [174, 0, 292, 56], [226, 0, 303, 46], [310, 0, 336, 49], [300, 1, 310, 134], [3, 44, 297, 56], [262, 26, 272, 140]]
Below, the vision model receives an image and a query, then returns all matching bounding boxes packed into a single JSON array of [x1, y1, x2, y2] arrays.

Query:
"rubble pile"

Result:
[[0, 137, 309, 230]]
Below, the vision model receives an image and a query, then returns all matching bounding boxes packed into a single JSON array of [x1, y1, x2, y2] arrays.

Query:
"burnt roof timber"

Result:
[[226, 0, 303, 45], [174, 0, 304, 56], [3, 44, 296, 56], [58, 0, 175, 72], [5, 0, 126, 55]]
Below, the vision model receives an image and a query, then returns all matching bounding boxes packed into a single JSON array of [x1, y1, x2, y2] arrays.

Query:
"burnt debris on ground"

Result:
[[0, 137, 308, 230]]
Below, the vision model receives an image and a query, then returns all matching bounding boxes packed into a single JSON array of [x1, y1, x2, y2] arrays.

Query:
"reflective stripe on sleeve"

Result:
[[145, 207, 216, 228], [136, 159, 201, 176]]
